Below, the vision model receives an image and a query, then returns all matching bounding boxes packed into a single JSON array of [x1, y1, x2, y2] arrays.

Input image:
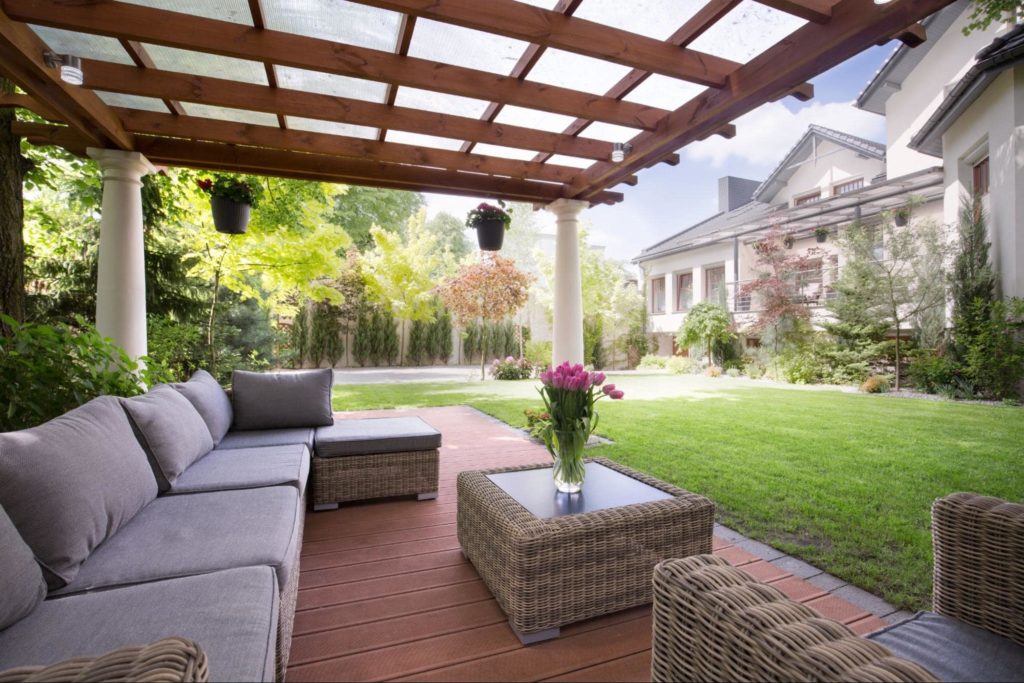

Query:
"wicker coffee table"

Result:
[[457, 457, 714, 644]]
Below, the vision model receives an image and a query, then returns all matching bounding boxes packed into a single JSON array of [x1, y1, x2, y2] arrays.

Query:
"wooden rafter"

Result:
[[344, 0, 740, 86], [4, 0, 671, 130], [755, 0, 833, 24], [568, 0, 958, 200], [118, 40, 185, 116], [246, 0, 286, 129], [0, 9, 132, 149], [377, 14, 416, 143], [81, 59, 614, 160]]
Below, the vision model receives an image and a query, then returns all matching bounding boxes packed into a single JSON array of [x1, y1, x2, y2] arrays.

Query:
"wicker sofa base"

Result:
[[312, 449, 439, 508], [0, 637, 209, 683]]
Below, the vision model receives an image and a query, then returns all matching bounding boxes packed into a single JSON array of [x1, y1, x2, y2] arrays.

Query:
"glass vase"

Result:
[[552, 428, 587, 493]]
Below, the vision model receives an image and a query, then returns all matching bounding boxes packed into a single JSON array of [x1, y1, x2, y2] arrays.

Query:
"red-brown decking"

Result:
[[288, 406, 885, 682]]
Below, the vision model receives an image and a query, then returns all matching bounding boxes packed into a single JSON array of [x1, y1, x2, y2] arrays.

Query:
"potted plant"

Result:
[[466, 200, 511, 251], [783, 234, 795, 249], [893, 207, 910, 227], [197, 175, 263, 234], [814, 227, 829, 243]]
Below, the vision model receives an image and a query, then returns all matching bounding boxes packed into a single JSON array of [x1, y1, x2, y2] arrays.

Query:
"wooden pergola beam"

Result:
[[81, 60, 614, 161], [377, 14, 416, 143], [245, 0, 286, 129], [570, 0, 957, 200], [345, 0, 740, 86], [755, 0, 833, 23], [4, 0, 670, 130], [0, 9, 132, 149], [0, 92, 63, 121], [119, 40, 184, 116]]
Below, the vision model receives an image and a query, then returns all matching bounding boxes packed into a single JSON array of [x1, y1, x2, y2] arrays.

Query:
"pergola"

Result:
[[0, 0, 954, 364]]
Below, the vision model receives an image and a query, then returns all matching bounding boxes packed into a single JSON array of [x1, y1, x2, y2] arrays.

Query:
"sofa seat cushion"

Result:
[[868, 611, 1024, 682], [53, 486, 302, 596], [314, 417, 441, 458], [0, 396, 158, 589], [216, 427, 315, 452], [0, 505, 46, 630], [169, 444, 310, 494], [172, 369, 233, 445], [0, 566, 278, 683], [122, 385, 214, 491], [232, 369, 333, 431]]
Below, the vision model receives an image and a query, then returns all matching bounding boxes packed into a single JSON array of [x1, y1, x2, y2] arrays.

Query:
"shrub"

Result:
[[523, 407, 551, 440], [525, 340, 552, 370], [637, 354, 668, 369], [962, 299, 1024, 400], [490, 356, 533, 380], [906, 351, 958, 394], [704, 365, 722, 378], [746, 363, 766, 379], [725, 368, 741, 378], [860, 375, 891, 393], [779, 350, 827, 385], [0, 315, 171, 431], [666, 355, 695, 375]]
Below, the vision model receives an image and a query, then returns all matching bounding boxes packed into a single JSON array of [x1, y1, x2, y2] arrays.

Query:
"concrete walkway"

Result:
[[334, 366, 485, 384]]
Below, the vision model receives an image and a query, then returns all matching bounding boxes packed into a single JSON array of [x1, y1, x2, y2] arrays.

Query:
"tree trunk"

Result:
[[480, 321, 487, 380], [0, 79, 26, 335], [399, 318, 406, 366], [893, 319, 901, 391], [207, 270, 220, 374], [706, 335, 713, 366]]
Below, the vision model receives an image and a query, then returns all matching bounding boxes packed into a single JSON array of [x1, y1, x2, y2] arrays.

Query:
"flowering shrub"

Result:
[[704, 365, 722, 378], [197, 175, 263, 207], [666, 356, 695, 375], [523, 407, 551, 440], [637, 354, 668, 369], [490, 356, 533, 380], [465, 200, 511, 228], [860, 375, 891, 393]]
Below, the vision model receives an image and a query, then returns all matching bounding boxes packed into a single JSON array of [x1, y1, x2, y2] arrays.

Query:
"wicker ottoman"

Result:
[[457, 457, 714, 644], [312, 417, 441, 510]]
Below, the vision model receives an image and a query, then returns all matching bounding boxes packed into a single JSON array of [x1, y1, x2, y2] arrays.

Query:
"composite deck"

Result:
[[288, 406, 886, 682]]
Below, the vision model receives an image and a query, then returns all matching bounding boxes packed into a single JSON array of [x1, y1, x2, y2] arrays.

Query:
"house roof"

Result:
[[750, 125, 885, 202], [855, 0, 968, 115], [910, 24, 1024, 157], [635, 200, 777, 262]]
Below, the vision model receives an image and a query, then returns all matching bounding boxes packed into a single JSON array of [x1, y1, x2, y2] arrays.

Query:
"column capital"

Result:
[[87, 148, 157, 185], [545, 198, 588, 220]]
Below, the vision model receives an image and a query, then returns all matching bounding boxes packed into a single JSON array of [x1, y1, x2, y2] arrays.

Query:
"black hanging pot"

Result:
[[474, 218, 506, 251], [211, 195, 251, 234], [894, 211, 909, 227], [815, 231, 828, 243]]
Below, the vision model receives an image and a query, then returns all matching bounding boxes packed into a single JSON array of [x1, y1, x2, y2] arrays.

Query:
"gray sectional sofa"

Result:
[[0, 368, 334, 682]]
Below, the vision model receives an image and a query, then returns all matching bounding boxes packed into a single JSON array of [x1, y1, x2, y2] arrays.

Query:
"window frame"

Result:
[[832, 177, 864, 196], [673, 270, 693, 312], [649, 275, 666, 315], [973, 157, 990, 197], [704, 265, 726, 304], [793, 190, 821, 207]]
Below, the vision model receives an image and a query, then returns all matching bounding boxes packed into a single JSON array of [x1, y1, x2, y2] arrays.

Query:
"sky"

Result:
[[423, 41, 896, 272]]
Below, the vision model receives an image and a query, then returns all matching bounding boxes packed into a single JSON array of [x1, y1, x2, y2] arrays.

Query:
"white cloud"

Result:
[[685, 100, 885, 168]]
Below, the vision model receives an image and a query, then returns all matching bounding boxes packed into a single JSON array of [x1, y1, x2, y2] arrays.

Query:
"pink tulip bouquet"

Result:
[[537, 362, 623, 492]]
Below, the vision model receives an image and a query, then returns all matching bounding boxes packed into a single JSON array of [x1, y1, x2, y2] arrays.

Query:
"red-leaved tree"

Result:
[[437, 254, 533, 379]]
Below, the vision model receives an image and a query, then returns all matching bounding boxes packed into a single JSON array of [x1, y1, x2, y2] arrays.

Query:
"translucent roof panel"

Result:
[[181, 103, 279, 127], [393, 87, 491, 119], [688, 0, 806, 64], [385, 131, 465, 151], [95, 91, 170, 113], [471, 144, 540, 161], [572, 0, 705, 40], [30, 26, 133, 65], [623, 74, 703, 110], [494, 106, 576, 134], [288, 117, 378, 139], [143, 44, 268, 85], [276, 67, 387, 103], [116, 0, 253, 25], [579, 122, 643, 144], [528, 49, 632, 96], [545, 154, 593, 169], [264, 0, 402, 51], [408, 19, 529, 76]]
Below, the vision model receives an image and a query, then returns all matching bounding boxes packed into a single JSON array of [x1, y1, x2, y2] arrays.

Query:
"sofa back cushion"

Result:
[[171, 369, 233, 445], [0, 396, 158, 589], [0, 504, 46, 630], [122, 386, 214, 491], [231, 369, 333, 431]]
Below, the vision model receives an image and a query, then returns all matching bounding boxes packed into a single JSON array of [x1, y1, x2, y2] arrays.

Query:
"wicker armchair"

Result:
[[0, 638, 208, 683], [651, 493, 1024, 682]]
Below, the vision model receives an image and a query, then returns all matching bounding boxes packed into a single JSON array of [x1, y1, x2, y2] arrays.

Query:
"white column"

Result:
[[87, 148, 157, 361], [546, 198, 588, 366]]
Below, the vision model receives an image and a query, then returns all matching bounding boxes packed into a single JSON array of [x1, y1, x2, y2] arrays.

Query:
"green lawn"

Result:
[[333, 374, 1024, 610]]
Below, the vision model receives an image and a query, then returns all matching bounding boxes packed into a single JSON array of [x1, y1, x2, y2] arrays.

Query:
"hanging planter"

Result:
[[814, 227, 829, 243], [783, 234, 795, 249], [197, 175, 263, 235], [893, 208, 910, 227], [466, 200, 511, 252]]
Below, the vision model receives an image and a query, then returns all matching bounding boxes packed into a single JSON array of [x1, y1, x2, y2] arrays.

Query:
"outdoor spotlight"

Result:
[[873, 0, 894, 4], [43, 51, 84, 85], [611, 142, 632, 163]]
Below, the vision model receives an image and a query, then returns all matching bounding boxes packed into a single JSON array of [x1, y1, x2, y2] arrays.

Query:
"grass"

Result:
[[333, 374, 1024, 610]]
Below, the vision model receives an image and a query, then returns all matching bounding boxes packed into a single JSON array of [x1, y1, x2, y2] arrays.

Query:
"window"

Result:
[[650, 276, 665, 314], [833, 178, 863, 195], [674, 272, 693, 311], [794, 190, 821, 207], [704, 266, 725, 304], [973, 157, 990, 196], [796, 258, 823, 304]]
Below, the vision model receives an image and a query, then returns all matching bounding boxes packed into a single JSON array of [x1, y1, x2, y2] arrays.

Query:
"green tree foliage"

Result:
[[329, 186, 424, 251], [290, 305, 309, 367], [584, 316, 606, 369], [430, 306, 453, 364], [407, 319, 430, 366], [822, 263, 891, 384], [950, 194, 997, 359], [424, 211, 470, 263], [352, 305, 400, 367], [309, 301, 344, 367], [963, 0, 1020, 34], [676, 302, 734, 366]]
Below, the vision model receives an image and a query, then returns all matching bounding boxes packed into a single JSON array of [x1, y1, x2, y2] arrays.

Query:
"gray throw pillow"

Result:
[[232, 369, 334, 431], [171, 369, 233, 445], [0, 396, 158, 589], [122, 385, 214, 491], [0, 504, 46, 629]]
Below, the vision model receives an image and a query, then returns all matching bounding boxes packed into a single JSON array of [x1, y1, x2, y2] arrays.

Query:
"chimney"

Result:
[[718, 176, 761, 213]]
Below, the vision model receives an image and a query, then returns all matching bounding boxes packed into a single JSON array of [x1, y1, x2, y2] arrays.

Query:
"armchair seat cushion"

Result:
[[215, 428, 315, 452], [868, 612, 1024, 682], [169, 444, 310, 494], [314, 417, 441, 458]]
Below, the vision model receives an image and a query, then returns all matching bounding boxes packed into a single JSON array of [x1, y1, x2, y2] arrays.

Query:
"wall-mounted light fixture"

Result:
[[611, 142, 632, 163], [43, 51, 83, 85], [873, 0, 894, 4]]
